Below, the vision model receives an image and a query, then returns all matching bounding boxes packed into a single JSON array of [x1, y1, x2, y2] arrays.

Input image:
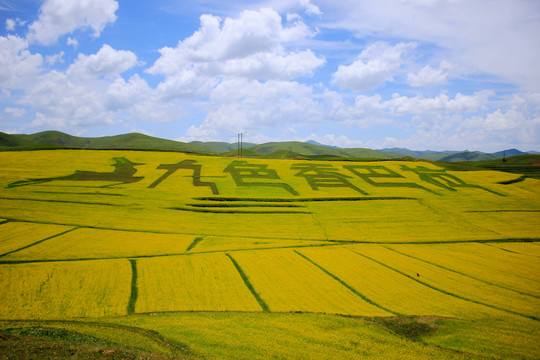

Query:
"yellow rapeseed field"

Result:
[[0, 259, 130, 319], [136, 253, 262, 312], [0, 222, 74, 256], [0, 149, 539, 359], [296, 246, 506, 319], [352, 244, 540, 320], [229, 248, 392, 316], [387, 243, 540, 297], [2, 227, 196, 261]]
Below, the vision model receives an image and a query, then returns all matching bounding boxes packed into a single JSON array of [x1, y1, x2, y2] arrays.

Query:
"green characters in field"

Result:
[[343, 165, 440, 195], [6, 157, 144, 188], [148, 159, 219, 195], [400, 165, 503, 195], [291, 163, 368, 194], [224, 161, 298, 196]]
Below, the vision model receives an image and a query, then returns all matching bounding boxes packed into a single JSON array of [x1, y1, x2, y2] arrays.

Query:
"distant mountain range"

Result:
[[0, 130, 536, 162]]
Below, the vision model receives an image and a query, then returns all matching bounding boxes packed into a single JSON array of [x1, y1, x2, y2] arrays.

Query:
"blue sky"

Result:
[[1, 0, 539, 151]]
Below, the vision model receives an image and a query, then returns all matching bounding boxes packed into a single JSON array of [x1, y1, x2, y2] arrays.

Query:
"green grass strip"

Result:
[[497, 175, 527, 184], [294, 250, 401, 316], [225, 253, 270, 312], [194, 196, 417, 202], [465, 209, 540, 213], [383, 245, 540, 299], [29, 190, 125, 197], [167, 206, 311, 214], [348, 248, 539, 321], [0, 227, 79, 258], [185, 237, 203, 252], [186, 203, 305, 208], [127, 259, 138, 316], [0, 196, 122, 207]]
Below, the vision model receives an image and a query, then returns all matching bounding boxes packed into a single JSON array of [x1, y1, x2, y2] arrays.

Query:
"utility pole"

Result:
[[237, 133, 243, 158]]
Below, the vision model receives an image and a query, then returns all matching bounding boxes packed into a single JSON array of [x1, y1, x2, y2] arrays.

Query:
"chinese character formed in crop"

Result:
[[344, 165, 439, 195], [148, 159, 218, 194], [400, 165, 502, 195], [224, 160, 298, 195], [6, 157, 144, 188], [291, 163, 367, 194]]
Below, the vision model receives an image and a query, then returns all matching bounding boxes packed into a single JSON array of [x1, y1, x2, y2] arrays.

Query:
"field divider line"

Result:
[[185, 203, 306, 208], [167, 206, 312, 214], [382, 245, 540, 299], [185, 237, 203, 252], [293, 250, 401, 316], [3, 217, 538, 246], [348, 248, 539, 322], [225, 253, 270, 312], [0, 217, 339, 242], [481, 243, 540, 259], [127, 259, 138, 315], [0, 219, 9, 226], [193, 196, 417, 202], [0, 196, 123, 207], [0, 242, 349, 265], [0, 226, 80, 258]]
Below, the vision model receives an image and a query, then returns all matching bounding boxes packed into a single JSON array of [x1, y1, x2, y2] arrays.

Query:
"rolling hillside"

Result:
[[2, 131, 211, 153]]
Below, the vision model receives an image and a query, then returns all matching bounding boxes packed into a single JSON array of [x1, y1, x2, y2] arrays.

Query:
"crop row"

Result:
[[0, 243, 538, 320]]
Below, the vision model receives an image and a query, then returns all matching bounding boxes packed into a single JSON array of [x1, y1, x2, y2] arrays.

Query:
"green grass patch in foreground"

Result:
[[102, 312, 497, 360], [1, 312, 538, 359]]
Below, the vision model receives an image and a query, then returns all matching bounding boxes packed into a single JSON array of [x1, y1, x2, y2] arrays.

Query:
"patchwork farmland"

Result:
[[0, 149, 539, 359]]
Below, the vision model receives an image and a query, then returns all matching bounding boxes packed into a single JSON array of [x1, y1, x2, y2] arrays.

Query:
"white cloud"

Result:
[[407, 61, 451, 87], [27, 0, 118, 45], [383, 90, 494, 115], [332, 42, 416, 91], [68, 44, 138, 79], [4, 107, 26, 118], [320, 0, 540, 90], [0, 35, 43, 90], [66, 37, 78, 48], [300, 0, 323, 16], [147, 8, 324, 100], [45, 51, 64, 65], [6, 19, 15, 31], [19, 70, 114, 128], [187, 78, 323, 138]]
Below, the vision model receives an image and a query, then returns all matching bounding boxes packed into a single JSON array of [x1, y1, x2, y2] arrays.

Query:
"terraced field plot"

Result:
[[0, 150, 538, 359]]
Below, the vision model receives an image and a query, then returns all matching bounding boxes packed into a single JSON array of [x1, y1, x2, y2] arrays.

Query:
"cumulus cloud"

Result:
[[19, 70, 114, 128], [383, 90, 494, 115], [300, 0, 323, 16], [4, 107, 27, 118], [45, 51, 64, 65], [68, 44, 138, 79], [320, 0, 540, 90], [27, 0, 118, 45], [147, 8, 324, 99], [6, 19, 16, 31], [187, 79, 323, 138], [0, 35, 43, 90], [332, 42, 415, 91], [66, 37, 78, 48], [407, 61, 451, 87]]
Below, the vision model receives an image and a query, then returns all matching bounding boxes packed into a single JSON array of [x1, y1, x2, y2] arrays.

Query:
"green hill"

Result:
[[439, 151, 498, 162], [218, 148, 262, 157], [8, 131, 211, 153], [189, 141, 257, 153], [250, 141, 396, 159]]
